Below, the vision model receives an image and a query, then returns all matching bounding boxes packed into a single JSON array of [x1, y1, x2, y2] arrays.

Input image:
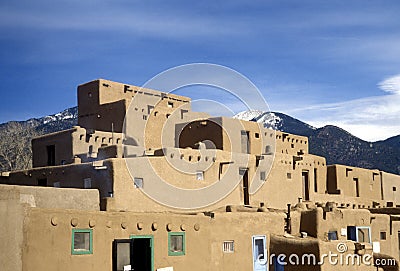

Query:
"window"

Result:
[[168, 101, 174, 108], [147, 105, 154, 114], [134, 178, 143, 188], [393, 187, 397, 192], [260, 171, 266, 181], [168, 232, 185, 256], [84, 178, 92, 189], [255, 133, 260, 138], [37, 178, 47, 186], [328, 231, 338, 240], [71, 229, 93, 255], [314, 168, 318, 193], [196, 171, 204, 181], [354, 178, 360, 197], [180, 109, 188, 119], [380, 231, 387, 240], [347, 226, 371, 244], [46, 145, 56, 166], [223, 241, 234, 253], [358, 227, 370, 243], [287, 173, 292, 179]]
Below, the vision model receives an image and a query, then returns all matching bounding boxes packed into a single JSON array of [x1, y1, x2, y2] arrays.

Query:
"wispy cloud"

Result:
[[0, 1, 244, 40], [285, 74, 400, 141], [378, 74, 400, 94]]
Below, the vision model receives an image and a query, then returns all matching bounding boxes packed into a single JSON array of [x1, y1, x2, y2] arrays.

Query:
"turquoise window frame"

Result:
[[129, 235, 154, 271], [71, 229, 93, 255], [168, 232, 186, 256]]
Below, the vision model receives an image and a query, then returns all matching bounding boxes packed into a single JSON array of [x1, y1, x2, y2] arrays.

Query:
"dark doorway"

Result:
[[241, 130, 250, 154], [314, 168, 318, 193], [113, 237, 153, 271], [302, 171, 310, 201], [240, 168, 250, 205], [132, 237, 152, 271], [46, 145, 55, 166], [354, 178, 360, 197], [37, 178, 47, 187]]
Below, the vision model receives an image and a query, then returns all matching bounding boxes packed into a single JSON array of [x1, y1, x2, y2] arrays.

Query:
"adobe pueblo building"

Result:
[[1, 79, 400, 271]]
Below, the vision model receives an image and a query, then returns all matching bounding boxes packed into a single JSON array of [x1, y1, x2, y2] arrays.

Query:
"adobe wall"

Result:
[[326, 165, 382, 204], [371, 214, 392, 258], [108, 155, 253, 212], [32, 126, 123, 167], [381, 171, 400, 207], [0, 191, 25, 271], [5, 162, 113, 200], [32, 128, 74, 167], [0, 185, 98, 271], [77, 79, 192, 137], [299, 208, 371, 240], [0, 184, 99, 210], [250, 153, 326, 209], [20, 206, 286, 271], [275, 130, 309, 156], [6, 152, 264, 213]]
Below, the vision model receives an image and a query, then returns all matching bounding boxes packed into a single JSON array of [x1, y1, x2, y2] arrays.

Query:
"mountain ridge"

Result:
[[234, 110, 400, 174]]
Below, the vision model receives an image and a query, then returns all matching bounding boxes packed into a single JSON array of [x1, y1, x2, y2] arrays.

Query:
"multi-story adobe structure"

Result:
[[1, 79, 400, 271]]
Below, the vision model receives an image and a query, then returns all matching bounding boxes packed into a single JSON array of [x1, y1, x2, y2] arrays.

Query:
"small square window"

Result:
[[168, 102, 174, 108], [84, 178, 92, 189], [168, 232, 185, 256], [393, 187, 397, 192], [260, 171, 266, 181], [255, 133, 260, 138], [134, 178, 143, 188], [196, 171, 204, 181], [223, 240, 234, 253], [328, 231, 338, 240], [380, 231, 387, 240], [287, 173, 292, 179], [71, 229, 93, 255]]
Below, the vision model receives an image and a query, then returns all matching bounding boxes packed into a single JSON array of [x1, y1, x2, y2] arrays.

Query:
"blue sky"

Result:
[[1, 0, 400, 141]]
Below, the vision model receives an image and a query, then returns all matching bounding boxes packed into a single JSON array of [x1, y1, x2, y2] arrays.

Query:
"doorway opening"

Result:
[[241, 130, 250, 154], [240, 168, 250, 205], [113, 236, 153, 271], [354, 178, 360, 197], [46, 145, 55, 166], [302, 171, 310, 201]]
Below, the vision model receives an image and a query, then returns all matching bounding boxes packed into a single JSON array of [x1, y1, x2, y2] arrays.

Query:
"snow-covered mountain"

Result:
[[41, 107, 77, 124], [234, 110, 316, 136], [234, 110, 283, 130], [235, 110, 400, 175]]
